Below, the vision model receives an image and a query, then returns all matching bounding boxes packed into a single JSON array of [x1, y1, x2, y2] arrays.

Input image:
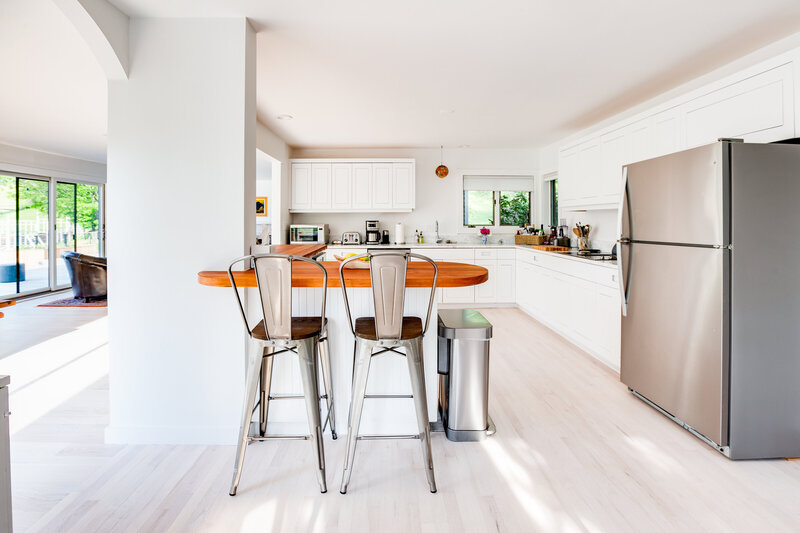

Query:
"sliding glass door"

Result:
[[0, 176, 16, 298], [55, 182, 101, 288], [0, 173, 103, 298]]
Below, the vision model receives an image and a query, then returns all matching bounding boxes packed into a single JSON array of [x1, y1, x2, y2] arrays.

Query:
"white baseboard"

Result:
[[105, 424, 239, 445]]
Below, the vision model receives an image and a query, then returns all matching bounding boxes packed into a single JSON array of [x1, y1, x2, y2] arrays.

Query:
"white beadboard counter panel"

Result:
[[247, 287, 438, 437]]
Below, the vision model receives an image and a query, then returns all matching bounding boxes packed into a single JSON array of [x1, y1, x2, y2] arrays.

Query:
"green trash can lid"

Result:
[[437, 309, 493, 340]]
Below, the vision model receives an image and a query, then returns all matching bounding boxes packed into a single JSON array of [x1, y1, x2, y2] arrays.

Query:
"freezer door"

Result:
[[622, 142, 727, 246], [620, 242, 728, 445]]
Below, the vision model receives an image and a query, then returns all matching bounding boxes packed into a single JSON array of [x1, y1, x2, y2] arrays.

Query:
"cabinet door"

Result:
[[0, 387, 10, 533], [291, 163, 312, 210], [331, 164, 352, 210], [600, 127, 628, 202], [558, 146, 580, 205], [352, 163, 372, 209], [392, 162, 414, 210], [442, 285, 475, 304], [627, 118, 652, 165], [310, 164, 332, 209], [577, 137, 602, 199], [474, 260, 497, 303], [684, 63, 793, 147], [592, 284, 621, 369], [372, 163, 393, 210], [496, 260, 515, 303], [652, 108, 682, 158]]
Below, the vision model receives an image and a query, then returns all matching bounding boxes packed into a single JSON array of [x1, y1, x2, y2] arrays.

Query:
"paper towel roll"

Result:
[[394, 222, 405, 244]]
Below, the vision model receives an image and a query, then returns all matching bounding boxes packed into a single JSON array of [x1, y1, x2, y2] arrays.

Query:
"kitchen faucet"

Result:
[[434, 220, 442, 243]]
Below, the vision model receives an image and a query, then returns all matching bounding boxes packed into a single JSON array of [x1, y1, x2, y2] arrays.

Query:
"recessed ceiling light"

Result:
[[439, 109, 455, 115], [458, 144, 470, 148], [276, 114, 294, 120]]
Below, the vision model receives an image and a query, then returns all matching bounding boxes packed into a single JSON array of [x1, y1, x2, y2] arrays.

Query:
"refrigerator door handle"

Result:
[[619, 166, 630, 316]]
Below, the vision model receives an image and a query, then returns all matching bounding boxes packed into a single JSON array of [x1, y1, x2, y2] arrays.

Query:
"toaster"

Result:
[[342, 232, 361, 245]]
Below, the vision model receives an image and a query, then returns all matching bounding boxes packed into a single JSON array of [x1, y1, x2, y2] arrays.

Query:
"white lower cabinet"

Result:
[[515, 249, 621, 370], [473, 260, 496, 303], [1, 377, 11, 533]]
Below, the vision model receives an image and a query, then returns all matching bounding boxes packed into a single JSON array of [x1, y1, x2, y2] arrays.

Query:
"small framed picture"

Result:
[[256, 196, 268, 216]]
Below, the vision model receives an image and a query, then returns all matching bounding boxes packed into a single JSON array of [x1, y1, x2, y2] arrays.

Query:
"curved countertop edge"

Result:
[[197, 261, 488, 288]]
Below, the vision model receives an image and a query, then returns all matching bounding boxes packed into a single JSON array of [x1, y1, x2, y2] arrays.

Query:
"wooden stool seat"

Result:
[[251, 317, 327, 341], [354, 317, 423, 341]]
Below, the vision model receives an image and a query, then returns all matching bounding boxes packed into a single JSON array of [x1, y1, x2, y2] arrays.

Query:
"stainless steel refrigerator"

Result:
[[619, 139, 800, 459]]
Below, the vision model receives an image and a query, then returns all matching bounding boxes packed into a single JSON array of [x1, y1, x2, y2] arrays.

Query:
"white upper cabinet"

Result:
[[331, 164, 352, 210], [352, 163, 372, 209], [684, 62, 793, 147], [291, 163, 312, 210], [310, 164, 332, 209], [290, 159, 415, 212], [392, 162, 415, 210], [372, 163, 393, 210], [651, 107, 683, 158], [557, 58, 796, 211]]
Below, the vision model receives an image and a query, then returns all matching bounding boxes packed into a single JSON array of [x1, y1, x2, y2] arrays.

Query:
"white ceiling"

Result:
[[3, 0, 800, 162], [0, 0, 107, 162]]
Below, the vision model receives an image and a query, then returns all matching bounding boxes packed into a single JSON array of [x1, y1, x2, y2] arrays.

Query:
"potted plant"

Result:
[[479, 227, 490, 245]]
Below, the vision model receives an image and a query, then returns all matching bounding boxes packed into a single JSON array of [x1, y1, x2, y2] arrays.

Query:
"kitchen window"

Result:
[[549, 178, 558, 227], [463, 175, 534, 228]]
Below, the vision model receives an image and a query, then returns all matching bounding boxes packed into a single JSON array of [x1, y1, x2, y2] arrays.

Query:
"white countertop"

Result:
[[515, 245, 618, 269], [326, 242, 617, 268]]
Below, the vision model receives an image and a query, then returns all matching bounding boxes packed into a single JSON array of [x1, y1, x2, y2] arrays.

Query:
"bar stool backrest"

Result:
[[253, 256, 293, 339], [227, 253, 327, 341], [368, 251, 409, 340], [339, 251, 438, 340]]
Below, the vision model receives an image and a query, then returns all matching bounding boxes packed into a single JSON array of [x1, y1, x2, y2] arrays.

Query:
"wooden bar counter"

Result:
[[198, 261, 488, 288], [197, 244, 489, 436]]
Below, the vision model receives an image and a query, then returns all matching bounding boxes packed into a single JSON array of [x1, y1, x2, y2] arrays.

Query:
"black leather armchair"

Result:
[[62, 251, 107, 300]]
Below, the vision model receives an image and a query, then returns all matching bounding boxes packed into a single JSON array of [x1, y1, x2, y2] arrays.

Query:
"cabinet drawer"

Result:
[[419, 248, 474, 262], [498, 248, 516, 260], [474, 248, 498, 260]]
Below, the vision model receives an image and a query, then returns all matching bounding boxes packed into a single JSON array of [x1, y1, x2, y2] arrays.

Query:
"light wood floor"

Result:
[[2, 300, 800, 532]]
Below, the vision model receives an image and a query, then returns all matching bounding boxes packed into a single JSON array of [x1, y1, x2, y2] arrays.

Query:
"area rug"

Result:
[[38, 297, 107, 308]]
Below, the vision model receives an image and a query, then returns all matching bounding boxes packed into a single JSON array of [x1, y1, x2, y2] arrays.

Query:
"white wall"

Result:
[[255, 150, 272, 228], [291, 147, 538, 244], [105, 18, 255, 445], [256, 123, 290, 243], [0, 142, 106, 184]]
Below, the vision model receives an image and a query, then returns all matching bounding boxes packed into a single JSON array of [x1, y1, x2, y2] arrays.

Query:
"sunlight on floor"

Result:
[[623, 434, 685, 473], [0, 315, 108, 434], [482, 437, 565, 531]]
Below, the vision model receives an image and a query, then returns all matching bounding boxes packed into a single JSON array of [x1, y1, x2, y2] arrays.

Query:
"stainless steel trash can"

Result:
[[437, 309, 494, 442]]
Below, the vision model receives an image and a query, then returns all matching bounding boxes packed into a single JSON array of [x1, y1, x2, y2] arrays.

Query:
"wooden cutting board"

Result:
[[526, 245, 571, 252]]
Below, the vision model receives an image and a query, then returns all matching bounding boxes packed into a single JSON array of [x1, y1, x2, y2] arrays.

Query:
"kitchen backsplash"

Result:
[[293, 208, 619, 251], [561, 209, 618, 252]]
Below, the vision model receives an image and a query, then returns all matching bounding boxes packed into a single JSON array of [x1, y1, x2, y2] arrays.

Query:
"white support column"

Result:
[[105, 18, 256, 444]]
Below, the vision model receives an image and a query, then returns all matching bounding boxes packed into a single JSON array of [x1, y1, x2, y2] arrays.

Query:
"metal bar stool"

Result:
[[227, 253, 335, 495], [338, 250, 438, 494]]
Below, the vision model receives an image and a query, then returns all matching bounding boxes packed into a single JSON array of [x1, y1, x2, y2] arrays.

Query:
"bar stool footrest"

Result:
[[248, 434, 311, 442], [364, 394, 413, 399], [357, 434, 420, 440]]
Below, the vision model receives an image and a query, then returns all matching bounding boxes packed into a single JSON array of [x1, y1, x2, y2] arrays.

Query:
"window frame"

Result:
[[460, 170, 537, 232], [463, 189, 533, 229], [463, 189, 495, 227], [498, 190, 532, 227]]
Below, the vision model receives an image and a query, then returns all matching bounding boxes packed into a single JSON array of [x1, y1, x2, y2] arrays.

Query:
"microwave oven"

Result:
[[289, 224, 328, 244]]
